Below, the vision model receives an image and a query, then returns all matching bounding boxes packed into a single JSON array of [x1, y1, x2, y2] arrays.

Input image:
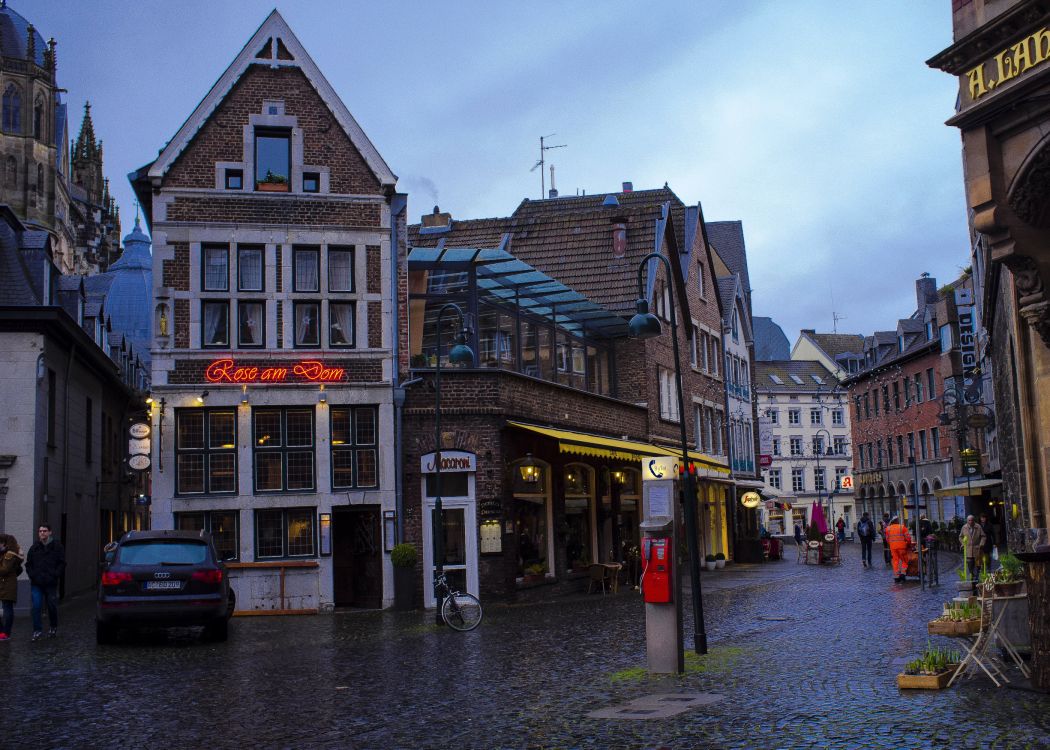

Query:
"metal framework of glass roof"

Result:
[[408, 243, 628, 338]]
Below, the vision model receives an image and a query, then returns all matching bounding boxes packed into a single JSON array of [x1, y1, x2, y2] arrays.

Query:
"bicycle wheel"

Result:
[[441, 592, 483, 631]]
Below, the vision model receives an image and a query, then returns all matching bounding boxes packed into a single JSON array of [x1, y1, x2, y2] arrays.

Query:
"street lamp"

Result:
[[431, 303, 475, 618], [813, 427, 832, 532], [628, 252, 707, 655]]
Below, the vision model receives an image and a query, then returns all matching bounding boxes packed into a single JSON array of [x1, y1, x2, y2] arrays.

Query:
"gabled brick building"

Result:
[[404, 187, 733, 604], [131, 11, 405, 612]]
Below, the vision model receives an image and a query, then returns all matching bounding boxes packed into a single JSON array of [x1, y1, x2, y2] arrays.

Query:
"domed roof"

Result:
[[104, 217, 153, 362], [0, 3, 47, 67]]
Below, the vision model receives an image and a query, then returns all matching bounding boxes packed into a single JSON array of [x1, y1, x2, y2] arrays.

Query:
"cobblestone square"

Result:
[[4, 549, 1049, 749]]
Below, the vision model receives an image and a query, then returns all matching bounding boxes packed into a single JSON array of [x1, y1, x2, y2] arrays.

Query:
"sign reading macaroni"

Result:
[[205, 358, 346, 383], [966, 26, 1050, 102]]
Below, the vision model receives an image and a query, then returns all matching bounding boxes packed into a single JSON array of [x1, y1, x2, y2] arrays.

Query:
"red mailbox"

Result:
[[641, 537, 672, 604]]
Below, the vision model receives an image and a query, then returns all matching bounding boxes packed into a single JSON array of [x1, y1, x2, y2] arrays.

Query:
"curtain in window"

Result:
[[329, 249, 353, 291], [295, 304, 318, 346], [239, 302, 263, 346], [205, 248, 227, 290], [295, 251, 319, 291], [329, 303, 353, 346], [239, 248, 263, 290], [204, 303, 228, 345]]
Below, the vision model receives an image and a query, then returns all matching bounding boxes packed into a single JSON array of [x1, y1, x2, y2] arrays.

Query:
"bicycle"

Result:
[[434, 572, 483, 631]]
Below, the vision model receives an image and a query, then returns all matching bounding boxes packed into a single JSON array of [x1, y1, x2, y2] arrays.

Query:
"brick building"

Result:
[[131, 11, 404, 612], [404, 187, 732, 604]]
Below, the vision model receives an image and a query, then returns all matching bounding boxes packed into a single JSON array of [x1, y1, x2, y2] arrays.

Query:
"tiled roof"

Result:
[[0, 214, 38, 306], [806, 332, 865, 358], [716, 276, 738, 326], [754, 359, 839, 392], [705, 220, 750, 307], [21, 231, 50, 250], [753, 317, 790, 361]]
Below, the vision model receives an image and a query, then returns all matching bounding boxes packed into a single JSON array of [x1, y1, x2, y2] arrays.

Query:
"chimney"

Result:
[[548, 165, 558, 198], [801, 329, 815, 335], [622, 181, 633, 193], [915, 272, 937, 310], [421, 205, 452, 229]]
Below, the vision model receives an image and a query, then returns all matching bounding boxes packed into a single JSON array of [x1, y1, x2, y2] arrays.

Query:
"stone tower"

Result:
[[72, 101, 103, 204]]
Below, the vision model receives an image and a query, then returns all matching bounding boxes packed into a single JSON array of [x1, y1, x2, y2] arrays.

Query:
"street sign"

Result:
[[759, 454, 773, 468], [128, 422, 151, 439], [960, 448, 981, 476], [839, 474, 854, 491]]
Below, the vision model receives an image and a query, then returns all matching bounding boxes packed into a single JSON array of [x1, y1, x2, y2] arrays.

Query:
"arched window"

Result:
[[33, 95, 43, 140], [2, 85, 21, 132], [6, 156, 16, 188]]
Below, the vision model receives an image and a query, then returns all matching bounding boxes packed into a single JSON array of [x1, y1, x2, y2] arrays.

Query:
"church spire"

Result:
[[73, 101, 99, 163]]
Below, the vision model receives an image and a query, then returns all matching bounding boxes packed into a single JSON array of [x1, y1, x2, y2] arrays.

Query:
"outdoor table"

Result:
[[948, 592, 1031, 688]]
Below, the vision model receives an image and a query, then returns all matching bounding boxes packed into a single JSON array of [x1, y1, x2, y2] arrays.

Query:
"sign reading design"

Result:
[[205, 358, 347, 383]]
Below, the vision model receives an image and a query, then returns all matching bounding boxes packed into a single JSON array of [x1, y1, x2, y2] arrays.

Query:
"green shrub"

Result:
[[390, 543, 417, 568], [714, 552, 725, 560], [705, 554, 716, 562]]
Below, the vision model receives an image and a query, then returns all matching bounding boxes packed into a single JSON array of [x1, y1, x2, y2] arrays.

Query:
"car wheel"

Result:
[[96, 620, 118, 645], [205, 617, 228, 642]]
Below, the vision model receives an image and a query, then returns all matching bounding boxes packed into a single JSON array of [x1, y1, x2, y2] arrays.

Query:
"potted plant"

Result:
[[256, 169, 290, 192], [928, 600, 983, 636], [897, 643, 962, 689], [704, 554, 717, 572], [522, 562, 547, 584], [390, 543, 417, 611], [714, 552, 726, 569], [956, 557, 974, 593], [987, 552, 1025, 597], [410, 353, 427, 369]]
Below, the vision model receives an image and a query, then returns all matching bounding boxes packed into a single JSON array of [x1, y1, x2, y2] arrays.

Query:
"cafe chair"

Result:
[[587, 563, 607, 595]]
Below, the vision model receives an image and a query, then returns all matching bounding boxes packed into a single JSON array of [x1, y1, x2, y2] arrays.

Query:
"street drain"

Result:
[[587, 693, 724, 720]]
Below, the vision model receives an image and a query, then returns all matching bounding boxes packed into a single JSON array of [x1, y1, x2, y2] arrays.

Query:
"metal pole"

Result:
[[911, 451, 923, 591]]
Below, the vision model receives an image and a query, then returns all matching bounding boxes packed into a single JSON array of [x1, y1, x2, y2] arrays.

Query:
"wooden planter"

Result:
[[928, 618, 982, 636], [897, 665, 960, 690], [257, 181, 290, 192], [993, 581, 1024, 597]]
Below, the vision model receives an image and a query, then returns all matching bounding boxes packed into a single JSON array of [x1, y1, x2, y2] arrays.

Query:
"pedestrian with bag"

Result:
[[979, 512, 995, 572], [958, 515, 985, 581], [25, 523, 65, 641], [856, 513, 876, 568], [0, 534, 25, 641], [836, 516, 846, 543], [885, 515, 913, 584]]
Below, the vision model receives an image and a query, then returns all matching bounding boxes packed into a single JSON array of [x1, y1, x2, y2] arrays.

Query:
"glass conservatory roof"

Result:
[[408, 244, 628, 338]]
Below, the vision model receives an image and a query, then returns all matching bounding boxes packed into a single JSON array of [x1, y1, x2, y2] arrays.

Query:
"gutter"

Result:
[[389, 192, 409, 542]]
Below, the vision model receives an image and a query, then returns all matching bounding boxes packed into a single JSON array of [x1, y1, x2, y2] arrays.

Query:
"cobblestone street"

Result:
[[5, 548, 1049, 750]]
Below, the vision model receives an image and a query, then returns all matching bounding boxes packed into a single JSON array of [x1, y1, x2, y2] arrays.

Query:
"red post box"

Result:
[[642, 537, 673, 603]]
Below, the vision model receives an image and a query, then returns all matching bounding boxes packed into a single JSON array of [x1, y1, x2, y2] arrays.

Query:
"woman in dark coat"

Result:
[[0, 534, 25, 640]]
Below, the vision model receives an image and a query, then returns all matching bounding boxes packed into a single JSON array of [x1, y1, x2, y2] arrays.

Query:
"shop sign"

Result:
[[965, 26, 1050, 102], [954, 288, 980, 399], [741, 491, 761, 509], [643, 456, 677, 481], [204, 358, 346, 384], [420, 450, 476, 473], [128, 422, 151, 439]]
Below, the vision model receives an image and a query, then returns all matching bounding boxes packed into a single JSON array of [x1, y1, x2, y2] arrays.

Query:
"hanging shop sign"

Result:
[[965, 26, 1050, 103], [741, 491, 761, 509], [205, 358, 346, 384], [954, 288, 981, 400], [420, 451, 476, 473]]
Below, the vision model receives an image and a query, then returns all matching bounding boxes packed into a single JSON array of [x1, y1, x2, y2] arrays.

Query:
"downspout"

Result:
[[389, 192, 409, 542], [60, 339, 76, 590], [720, 322, 737, 559]]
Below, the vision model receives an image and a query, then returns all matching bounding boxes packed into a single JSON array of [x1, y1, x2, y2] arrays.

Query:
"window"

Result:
[[886, 438, 894, 465], [904, 378, 912, 407], [203, 245, 229, 291], [896, 435, 904, 464], [907, 432, 915, 461], [255, 128, 291, 188], [225, 169, 243, 190], [328, 246, 354, 292], [931, 427, 940, 458], [238, 301, 265, 347], [708, 335, 719, 377], [788, 409, 800, 425], [768, 409, 779, 425], [33, 95, 43, 139], [254, 408, 315, 492], [302, 172, 319, 193], [331, 406, 378, 488], [175, 410, 237, 495], [892, 382, 900, 410], [658, 368, 679, 422], [768, 468, 781, 490], [772, 437, 781, 456], [810, 408, 822, 426], [873, 390, 880, 416], [238, 246, 263, 291], [2, 85, 20, 132], [812, 435, 825, 456], [940, 324, 953, 352], [831, 409, 844, 426], [700, 332, 710, 372], [927, 368, 937, 399], [294, 247, 320, 292], [833, 436, 847, 455], [792, 468, 805, 493], [712, 409, 724, 454], [690, 325, 699, 368], [863, 394, 870, 419], [919, 429, 928, 461], [329, 302, 354, 347], [696, 259, 705, 298], [914, 374, 924, 403], [176, 511, 239, 561], [294, 302, 320, 347], [790, 437, 803, 456], [255, 508, 315, 558], [835, 467, 847, 489], [814, 467, 826, 492], [202, 301, 230, 347], [85, 397, 93, 464]]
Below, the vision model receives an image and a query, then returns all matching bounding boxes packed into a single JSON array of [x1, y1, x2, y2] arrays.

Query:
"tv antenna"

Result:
[[829, 287, 846, 333], [530, 134, 566, 198]]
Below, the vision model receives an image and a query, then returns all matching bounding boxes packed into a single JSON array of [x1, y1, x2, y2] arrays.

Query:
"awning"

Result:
[[934, 478, 1003, 497], [507, 421, 729, 473]]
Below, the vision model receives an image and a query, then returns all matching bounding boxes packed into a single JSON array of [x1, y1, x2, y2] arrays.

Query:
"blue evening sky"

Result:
[[28, 1, 967, 346]]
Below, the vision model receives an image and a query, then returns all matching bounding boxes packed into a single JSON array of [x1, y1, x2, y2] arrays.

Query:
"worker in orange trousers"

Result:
[[884, 516, 913, 584]]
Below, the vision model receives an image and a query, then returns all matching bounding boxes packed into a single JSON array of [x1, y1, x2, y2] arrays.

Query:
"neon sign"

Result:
[[205, 358, 346, 384]]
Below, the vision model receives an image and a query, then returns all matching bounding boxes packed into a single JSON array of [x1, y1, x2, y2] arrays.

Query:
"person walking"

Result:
[[856, 513, 876, 568], [979, 512, 995, 572], [959, 515, 985, 581], [794, 523, 803, 546], [0, 534, 25, 641], [879, 513, 892, 566], [25, 523, 65, 641], [885, 516, 913, 584], [836, 516, 846, 543]]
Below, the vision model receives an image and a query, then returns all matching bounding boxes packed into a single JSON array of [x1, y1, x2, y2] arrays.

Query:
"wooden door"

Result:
[[332, 507, 382, 608]]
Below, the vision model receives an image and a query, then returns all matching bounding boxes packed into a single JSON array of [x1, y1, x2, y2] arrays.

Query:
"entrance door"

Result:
[[332, 507, 382, 608], [422, 499, 478, 608]]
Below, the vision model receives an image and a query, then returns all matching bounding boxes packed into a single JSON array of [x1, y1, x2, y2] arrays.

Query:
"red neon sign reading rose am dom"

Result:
[[205, 358, 346, 383]]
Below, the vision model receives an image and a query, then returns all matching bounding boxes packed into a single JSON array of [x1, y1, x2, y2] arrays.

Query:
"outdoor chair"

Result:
[[587, 563, 607, 595]]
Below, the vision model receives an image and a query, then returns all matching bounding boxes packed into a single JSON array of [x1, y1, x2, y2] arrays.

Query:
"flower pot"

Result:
[[257, 181, 289, 192], [393, 566, 415, 610], [956, 580, 974, 593], [705, 561, 717, 572], [715, 559, 726, 569], [993, 581, 1024, 597], [897, 665, 960, 690]]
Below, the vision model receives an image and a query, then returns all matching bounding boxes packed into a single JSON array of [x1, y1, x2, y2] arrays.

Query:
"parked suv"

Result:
[[96, 530, 235, 644]]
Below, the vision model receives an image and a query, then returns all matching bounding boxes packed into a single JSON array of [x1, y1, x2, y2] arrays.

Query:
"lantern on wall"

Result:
[[519, 453, 540, 484]]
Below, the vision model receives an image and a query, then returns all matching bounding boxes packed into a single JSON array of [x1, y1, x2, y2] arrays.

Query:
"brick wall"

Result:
[[164, 64, 382, 195], [275, 245, 283, 293], [367, 301, 382, 348], [166, 195, 381, 228], [163, 243, 190, 291], [168, 356, 384, 385], [276, 300, 283, 347], [174, 299, 189, 348], [366, 244, 381, 294]]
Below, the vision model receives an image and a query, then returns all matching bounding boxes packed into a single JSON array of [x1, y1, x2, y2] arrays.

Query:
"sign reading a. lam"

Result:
[[965, 26, 1050, 102]]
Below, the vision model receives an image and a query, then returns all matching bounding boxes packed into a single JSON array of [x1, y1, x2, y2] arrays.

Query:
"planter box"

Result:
[[393, 566, 415, 611], [897, 665, 960, 690], [993, 581, 1024, 597], [257, 182, 290, 192], [928, 619, 982, 636]]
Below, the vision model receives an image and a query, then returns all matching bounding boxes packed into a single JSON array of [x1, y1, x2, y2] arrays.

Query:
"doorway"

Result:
[[332, 506, 382, 608]]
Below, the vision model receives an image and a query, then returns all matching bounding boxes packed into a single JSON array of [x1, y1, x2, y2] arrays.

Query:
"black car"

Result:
[[96, 530, 235, 644]]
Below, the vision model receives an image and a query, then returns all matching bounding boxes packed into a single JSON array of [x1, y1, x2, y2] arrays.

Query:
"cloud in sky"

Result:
[[27, 0, 968, 345]]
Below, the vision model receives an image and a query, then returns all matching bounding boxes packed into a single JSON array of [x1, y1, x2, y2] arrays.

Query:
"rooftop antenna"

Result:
[[830, 286, 845, 333], [530, 134, 566, 198]]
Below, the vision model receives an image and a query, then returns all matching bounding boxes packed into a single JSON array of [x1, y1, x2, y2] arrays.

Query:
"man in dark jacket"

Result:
[[26, 524, 65, 640], [856, 512, 876, 568]]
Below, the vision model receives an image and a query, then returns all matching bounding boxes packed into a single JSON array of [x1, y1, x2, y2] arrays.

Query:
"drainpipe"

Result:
[[720, 325, 737, 559], [389, 192, 408, 541], [60, 341, 76, 526]]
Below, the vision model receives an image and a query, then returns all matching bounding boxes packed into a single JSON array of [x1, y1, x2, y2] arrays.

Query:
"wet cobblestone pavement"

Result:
[[4, 548, 1049, 749]]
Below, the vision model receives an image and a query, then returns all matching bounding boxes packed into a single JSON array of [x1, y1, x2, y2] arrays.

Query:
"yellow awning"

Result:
[[507, 421, 730, 474], [934, 478, 1002, 497]]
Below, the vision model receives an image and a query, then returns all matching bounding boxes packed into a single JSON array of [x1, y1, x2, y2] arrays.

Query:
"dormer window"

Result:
[[255, 128, 290, 191]]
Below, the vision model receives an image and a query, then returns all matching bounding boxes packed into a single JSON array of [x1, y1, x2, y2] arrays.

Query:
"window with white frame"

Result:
[[831, 408, 844, 426], [833, 436, 847, 455], [658, 368, 679, 422], [814, 467, 826, 492], [810, 408, 822, 425], [788, 409, 800, 425], [768, 409, 779, 425], [772, 437, 781, 456], [791, 468, 805, 492], [253, 408, 315, 492], [812, 435, 825, 456], [690, 325, 699, 368], [790, 437, 803, 456], [834, 466, 847, 489], [768, 468, 781, 489]]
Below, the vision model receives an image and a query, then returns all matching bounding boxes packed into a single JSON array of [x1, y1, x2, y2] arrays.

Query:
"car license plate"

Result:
[[144, 580, 182, 590]]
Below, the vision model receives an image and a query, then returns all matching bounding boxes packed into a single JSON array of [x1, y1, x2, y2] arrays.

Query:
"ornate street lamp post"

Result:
[[629, 252, 707, 655], [431, 303, 474, 618]]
